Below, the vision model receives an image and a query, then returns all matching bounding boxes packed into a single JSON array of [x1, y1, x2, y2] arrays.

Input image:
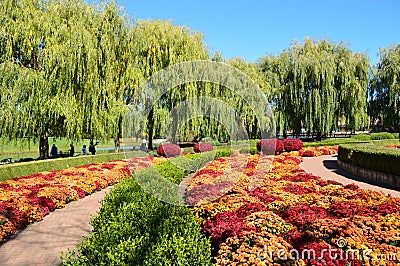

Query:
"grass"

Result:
[[303, 132, 399, 147], [0, 151, 149, 181], [0, 137, 116, 162], [303, 138, 361, 147]]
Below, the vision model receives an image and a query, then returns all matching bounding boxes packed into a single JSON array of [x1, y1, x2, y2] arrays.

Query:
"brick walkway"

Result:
[[0, 187, 112, 266], [300, 154, 400, 197]]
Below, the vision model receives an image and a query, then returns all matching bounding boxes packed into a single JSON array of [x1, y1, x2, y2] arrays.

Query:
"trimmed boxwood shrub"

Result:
[[156, 143, 181, 157], [283, 138, 303, 152], [194, 142, 213, 153], [257, 139, 284, 154], [62, 177, 212, 265], [239, 146, 259, 155], [370, 132, 395, 140], [338, 140, 400, 176], [61, 151, 233, 265], [351, 134, 371, 141], [215, 148, 232, 158]]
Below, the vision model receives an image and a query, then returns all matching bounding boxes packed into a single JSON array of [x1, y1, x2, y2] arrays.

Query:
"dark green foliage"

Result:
[[368, 45, 400, 129], [60, 152, 230, 265], [260, 38, 370, 136], [338, 140, 400, 176], [302, 133, 399, 147], [62, 177, 212, 265], [351, 134, 371, 140], [370, 132, 396, 140]]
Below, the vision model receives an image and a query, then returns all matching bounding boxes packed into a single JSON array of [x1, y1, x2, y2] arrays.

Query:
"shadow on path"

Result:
[[300, 155, 400, 197], [322, 156, 400, 192]]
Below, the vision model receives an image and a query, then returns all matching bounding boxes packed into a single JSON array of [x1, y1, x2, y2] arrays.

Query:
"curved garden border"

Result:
[[338, 140, 400, 189]]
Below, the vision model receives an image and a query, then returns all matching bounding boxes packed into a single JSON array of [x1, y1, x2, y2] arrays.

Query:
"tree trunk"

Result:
[[39, 132, 49, 159], [114, 139, 120, 153], [171, 109, 178, 144], [283, 124, 287, 139], [114, 115, 122, 153], [316, 131, 322, 142], [147, 108, 154, 150]]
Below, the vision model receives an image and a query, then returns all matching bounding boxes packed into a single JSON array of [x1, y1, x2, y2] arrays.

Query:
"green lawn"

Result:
[[0, 137, 116, 162], [303, 132, 399, 147]]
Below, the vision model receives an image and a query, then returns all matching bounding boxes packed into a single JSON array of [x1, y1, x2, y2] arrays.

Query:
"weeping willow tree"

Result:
[[129, 20, 211, 148], [129, 60, 274, 149], [0, 0, 135, 158], [226, 57, 274, 138], [260, 38, 369, 137], [369, 44, 400, 130]]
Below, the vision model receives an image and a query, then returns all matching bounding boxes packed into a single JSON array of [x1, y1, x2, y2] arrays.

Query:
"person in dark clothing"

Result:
[[89, 141, 99, 155], [69, 143, 75, 157], [82, 145, 87, 155], [50, 144, 58, 158]]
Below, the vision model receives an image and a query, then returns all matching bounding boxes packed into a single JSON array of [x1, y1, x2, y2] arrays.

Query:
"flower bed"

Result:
[[386, 144, 400, 149], [62, 152, 215, 265], [187, 148, 400, 265], [296, 145, 339, 157], [0, 156, 164, 243]]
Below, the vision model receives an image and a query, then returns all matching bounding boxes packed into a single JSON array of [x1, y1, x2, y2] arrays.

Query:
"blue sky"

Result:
[[117, 0, 399, 65]]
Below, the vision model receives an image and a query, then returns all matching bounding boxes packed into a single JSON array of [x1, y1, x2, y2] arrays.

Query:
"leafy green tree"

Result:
[[260, 38, 369, 138], [0, 0, 134, 158], [369, 44, 400, 130], [227, 57, 273, 138], [130, 20, 210, 148]]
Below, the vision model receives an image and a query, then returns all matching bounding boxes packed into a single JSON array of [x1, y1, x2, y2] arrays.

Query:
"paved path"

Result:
[[300, 155, 400, 198], [0, 187, 112, 266]]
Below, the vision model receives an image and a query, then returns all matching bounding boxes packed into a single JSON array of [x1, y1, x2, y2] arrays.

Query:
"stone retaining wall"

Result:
[[337, 159, 400, 190]]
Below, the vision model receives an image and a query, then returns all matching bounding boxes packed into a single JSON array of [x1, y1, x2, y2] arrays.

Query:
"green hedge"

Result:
[[302, 132, 399, 147], [338, 140, 400, 176], [0, 151, 148, 181], [370, 132, 398, 140], [61, 151, 229, 265]]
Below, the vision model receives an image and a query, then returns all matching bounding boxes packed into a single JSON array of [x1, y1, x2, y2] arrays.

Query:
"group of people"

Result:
[[82, 141, 99, 155], [49, 141, 99, 158]]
